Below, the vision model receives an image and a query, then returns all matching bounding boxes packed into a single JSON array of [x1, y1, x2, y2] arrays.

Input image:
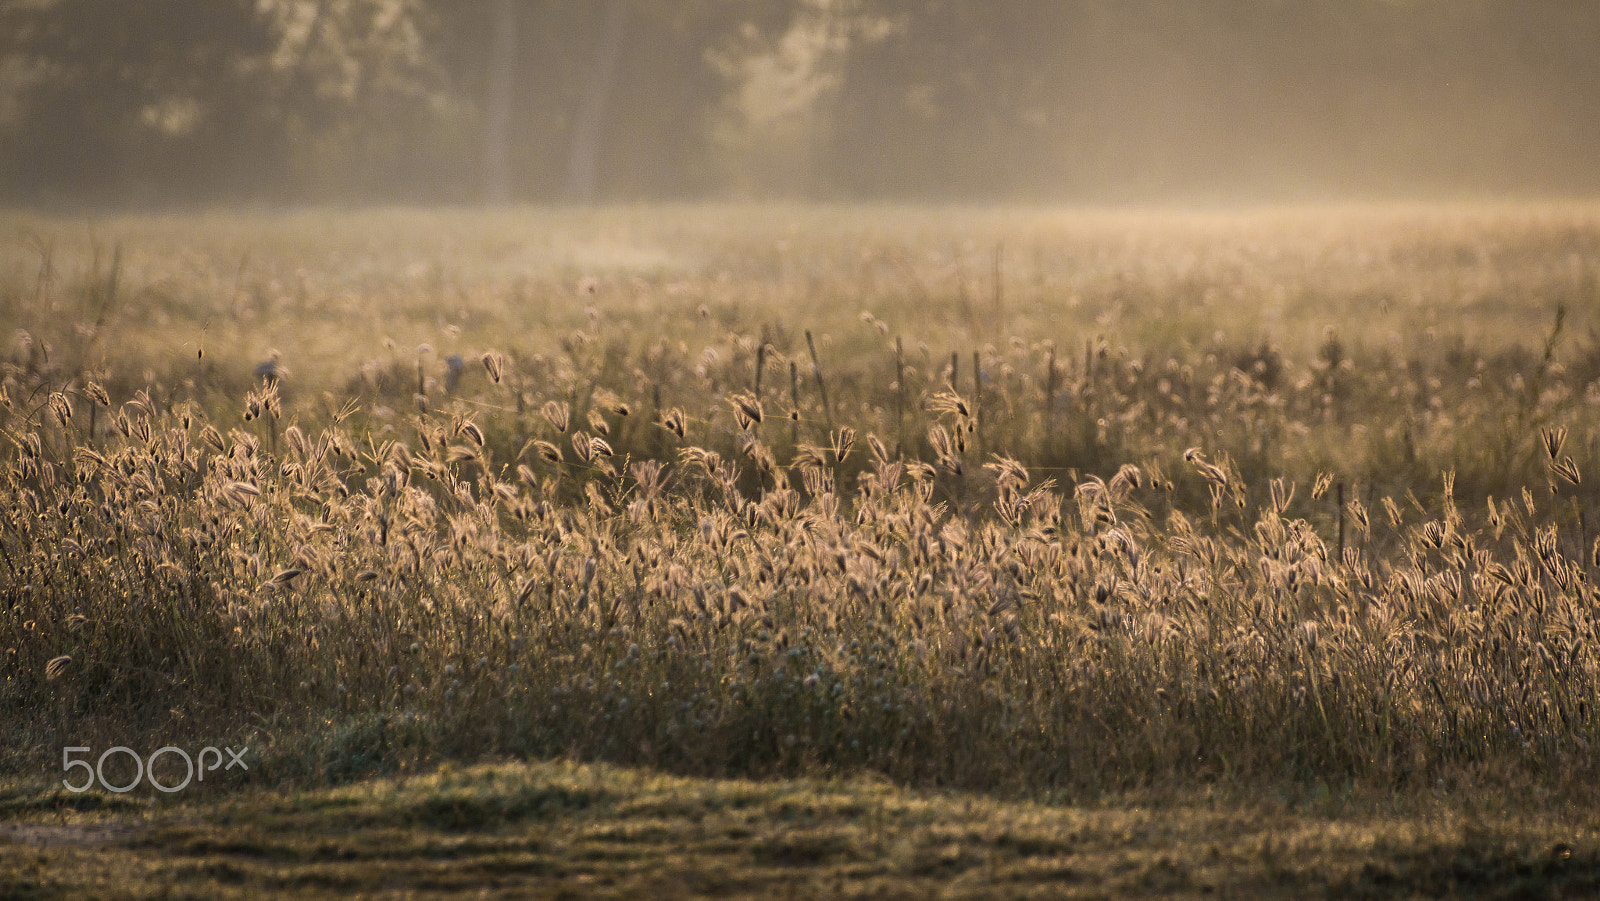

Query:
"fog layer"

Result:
[[2, 1, 1598, 207]]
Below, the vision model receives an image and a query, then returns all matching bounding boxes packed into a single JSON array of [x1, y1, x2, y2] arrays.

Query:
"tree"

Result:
[[480, 0, 516, 204], [0, 0, 445, 204], [563, 0, 627, 203]]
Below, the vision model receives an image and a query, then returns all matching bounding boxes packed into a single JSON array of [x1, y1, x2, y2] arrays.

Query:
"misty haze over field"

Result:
[[2, 0, 1599, 208]]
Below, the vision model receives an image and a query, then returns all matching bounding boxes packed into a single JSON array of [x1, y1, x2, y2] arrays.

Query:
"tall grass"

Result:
[[4, 205, 1600, 798]]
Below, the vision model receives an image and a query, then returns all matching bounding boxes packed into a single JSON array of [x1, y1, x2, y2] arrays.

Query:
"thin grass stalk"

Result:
[[789, 360, 800, 447], [895, 336, 906, 455], [992, 242, 1003, 342], [1337, 480, 1346, 561], [805, 330, 833, 433], [973, 349, 983, 461], [1044, 346, 1058, 439]]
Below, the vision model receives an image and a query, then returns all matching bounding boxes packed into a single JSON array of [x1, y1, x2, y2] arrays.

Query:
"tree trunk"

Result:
[[564, 0, 628, 204], [482, 0, 517, 204]]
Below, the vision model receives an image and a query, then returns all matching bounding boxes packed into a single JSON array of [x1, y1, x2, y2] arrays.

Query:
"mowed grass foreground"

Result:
[[5, 204, 1600, 894], [5, 759, 1600, 898]]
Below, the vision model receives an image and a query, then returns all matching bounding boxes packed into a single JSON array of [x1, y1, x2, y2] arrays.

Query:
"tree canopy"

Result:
[[2, 0, 1597, 206]]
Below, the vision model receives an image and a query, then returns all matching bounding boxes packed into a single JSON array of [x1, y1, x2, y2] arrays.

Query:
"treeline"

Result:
[[2, 0, 1598, 206]]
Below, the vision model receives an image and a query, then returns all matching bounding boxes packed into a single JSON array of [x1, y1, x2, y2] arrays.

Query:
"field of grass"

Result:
[[5, 759, 1600, 898], [4, 202, 1600, 894]]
